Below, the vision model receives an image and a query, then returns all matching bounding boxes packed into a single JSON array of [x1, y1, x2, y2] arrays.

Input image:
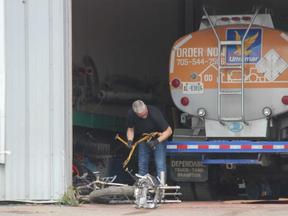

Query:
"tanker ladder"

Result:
[[203, 5, 262, 125]]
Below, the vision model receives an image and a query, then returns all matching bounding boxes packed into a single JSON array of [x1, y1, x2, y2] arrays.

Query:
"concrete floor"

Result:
[[1, 200, 288, 216]]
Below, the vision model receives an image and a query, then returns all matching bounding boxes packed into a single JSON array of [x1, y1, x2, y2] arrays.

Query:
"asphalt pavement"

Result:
[[1, 200, 288, 216]]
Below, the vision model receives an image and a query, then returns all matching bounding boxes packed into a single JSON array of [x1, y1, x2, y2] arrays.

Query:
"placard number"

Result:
[[204, 74, 213, 81]]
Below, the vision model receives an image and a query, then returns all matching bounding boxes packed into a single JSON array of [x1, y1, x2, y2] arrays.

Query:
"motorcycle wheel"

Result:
[[89, 186, 134, 204]]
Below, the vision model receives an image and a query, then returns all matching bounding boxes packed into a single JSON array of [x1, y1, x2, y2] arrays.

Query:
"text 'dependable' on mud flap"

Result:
[[170, 154, 208, 182]]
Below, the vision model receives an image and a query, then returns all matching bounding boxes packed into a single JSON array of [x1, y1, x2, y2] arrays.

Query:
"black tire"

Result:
[[195, 181, 216, 201], [73, 158, 84, 177], [246, 182, 260, 200], [89, 186, 135, 204], [177, 182, 197, 201], [270, 181, 280, 200]]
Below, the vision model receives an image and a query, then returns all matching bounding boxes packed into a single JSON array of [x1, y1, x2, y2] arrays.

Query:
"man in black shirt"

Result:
[[126, 100, 172, 182]]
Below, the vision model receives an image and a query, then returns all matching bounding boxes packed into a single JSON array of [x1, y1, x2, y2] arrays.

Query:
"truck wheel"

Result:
[[246, 182, 261, 200], [89, 186, 134, 204], [195, 181, 216, 201], [270, 181, 280, 200], [177, 182, 197, 201]]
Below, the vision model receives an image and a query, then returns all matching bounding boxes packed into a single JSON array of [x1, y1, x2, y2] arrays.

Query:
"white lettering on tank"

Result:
[[176, 48, 204, 58], [207, 47, 218, 57], [207, 47, 225, 57]]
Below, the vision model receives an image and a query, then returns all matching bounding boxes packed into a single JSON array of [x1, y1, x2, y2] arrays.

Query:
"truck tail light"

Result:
[[181, 97, 189, 106], [232, 17, 241, 21], [282, 96, 288, 105], [171, 78, 181, 88], [242, 16, 251, 21], [221, 17, 230, 21]]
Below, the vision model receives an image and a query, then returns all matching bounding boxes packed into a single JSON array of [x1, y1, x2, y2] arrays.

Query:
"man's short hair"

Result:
[[132, 100, 146, 113]]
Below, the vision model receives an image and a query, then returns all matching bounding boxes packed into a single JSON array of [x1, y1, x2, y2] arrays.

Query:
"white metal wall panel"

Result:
[[2, 0, 72, 201], [0, 0, 6, 164], [5, 0, 27, 200]]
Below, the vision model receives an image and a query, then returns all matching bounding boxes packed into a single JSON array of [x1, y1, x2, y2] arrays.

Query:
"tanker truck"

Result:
[[167, 6, 288, 201]]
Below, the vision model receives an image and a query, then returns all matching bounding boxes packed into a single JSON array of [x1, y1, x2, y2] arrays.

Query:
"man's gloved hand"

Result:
[[127, 140, 133, 150], [146, 139, 159, 149]]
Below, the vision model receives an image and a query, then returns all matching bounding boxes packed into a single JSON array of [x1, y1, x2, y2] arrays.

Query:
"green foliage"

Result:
[[56, 185, 81, 206]]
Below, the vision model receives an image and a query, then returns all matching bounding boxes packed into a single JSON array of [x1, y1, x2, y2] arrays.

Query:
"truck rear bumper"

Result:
[[167, 140, 288, 154]]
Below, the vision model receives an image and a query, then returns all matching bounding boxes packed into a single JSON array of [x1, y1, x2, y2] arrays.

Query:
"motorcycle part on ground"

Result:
[[133, 174, 181, 209], [134, 174, 161, 209], [73, 174, 93, 195], [89, 186, 135, 204], [87, 170, 181, 207]]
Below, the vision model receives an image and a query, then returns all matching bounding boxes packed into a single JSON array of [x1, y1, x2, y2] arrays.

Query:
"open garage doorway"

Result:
[[70, 0, 186, 189]]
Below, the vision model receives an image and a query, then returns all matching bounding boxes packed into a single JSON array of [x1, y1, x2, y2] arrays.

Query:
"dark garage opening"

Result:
[[71, 0, 288, 195]]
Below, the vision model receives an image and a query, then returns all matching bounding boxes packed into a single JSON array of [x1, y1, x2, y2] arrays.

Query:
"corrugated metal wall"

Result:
[[0, 0, 6, 165], [1, 0, 72, 201]]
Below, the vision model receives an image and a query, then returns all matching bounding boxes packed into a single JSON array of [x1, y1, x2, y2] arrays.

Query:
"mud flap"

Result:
[[170, 154, 208, 182]]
